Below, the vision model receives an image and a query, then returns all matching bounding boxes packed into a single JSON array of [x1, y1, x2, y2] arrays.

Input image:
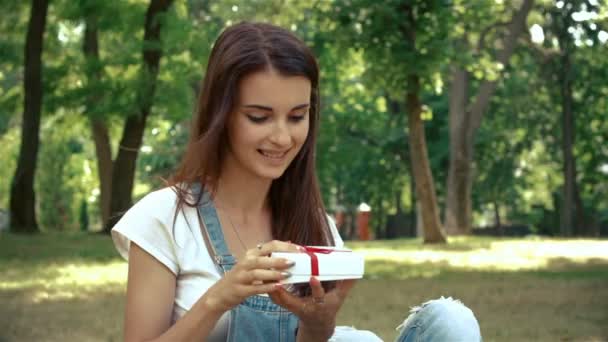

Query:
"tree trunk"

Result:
[[407, 74, 446, 243], [445, 66, 472, 235], [83, 13, 113, 230], [9, 0, 49, 233], [493, 200, 501, 229], [91, 121, 113, 229], [559, 48, 576, 237], [573, 181, 587, 235], [400, 4, 445, 243], [415, 202, 423, 238], [409, 166, 416, 233], [104, 0, 174, 233], [546, 4, 586, 237], [445, 0, 534, 235], [385, 188, 408, 238]]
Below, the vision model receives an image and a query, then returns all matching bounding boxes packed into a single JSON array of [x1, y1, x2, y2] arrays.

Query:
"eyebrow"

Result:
[[242, 103, 310, 111]]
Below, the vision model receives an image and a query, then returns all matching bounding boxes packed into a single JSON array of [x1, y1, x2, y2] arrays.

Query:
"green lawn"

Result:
[[1, 232, 607, 341]]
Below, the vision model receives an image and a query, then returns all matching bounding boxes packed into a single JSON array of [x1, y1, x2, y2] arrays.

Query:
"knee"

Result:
[[330, 326, 383, 342], [398, 297, 481, 342]]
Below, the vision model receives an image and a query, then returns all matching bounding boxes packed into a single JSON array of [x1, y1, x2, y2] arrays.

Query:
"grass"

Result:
[[1, 232, 607, 342]]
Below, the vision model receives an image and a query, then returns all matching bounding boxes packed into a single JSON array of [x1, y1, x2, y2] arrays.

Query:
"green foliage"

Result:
[[36, 115, 97, 231], [2, 0, 607, 235], [0, 129, 20, 209], [321, 0, 453, 97], [137, 118, 189, 190], [310, 1, 454, 234], [520, 0, 608, 232], [0, 1, 27, 137]]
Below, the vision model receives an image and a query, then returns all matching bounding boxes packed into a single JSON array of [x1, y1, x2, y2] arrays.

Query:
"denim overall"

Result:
[[195, 187, 482, 342], [198, 191, 299, 342]]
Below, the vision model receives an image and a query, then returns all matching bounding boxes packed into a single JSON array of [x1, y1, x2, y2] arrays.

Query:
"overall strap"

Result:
[[195, 185, 236, 273]]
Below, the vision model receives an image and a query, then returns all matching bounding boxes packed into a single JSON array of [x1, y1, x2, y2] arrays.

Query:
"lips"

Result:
[[258, 149, 289, 159]]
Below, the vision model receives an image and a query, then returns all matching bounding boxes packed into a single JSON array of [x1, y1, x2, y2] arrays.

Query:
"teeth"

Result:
[[260, 150, 286, 158]]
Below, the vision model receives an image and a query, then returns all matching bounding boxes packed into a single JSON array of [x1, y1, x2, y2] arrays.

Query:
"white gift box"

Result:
[[271, 246, 365, 284]]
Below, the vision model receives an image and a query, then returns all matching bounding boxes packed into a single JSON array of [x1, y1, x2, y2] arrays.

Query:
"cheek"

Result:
[[231, 121, 260, 146], [296, 121, 310, 144]]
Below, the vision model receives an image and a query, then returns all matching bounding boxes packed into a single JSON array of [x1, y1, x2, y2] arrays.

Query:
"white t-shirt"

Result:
[[111, 187, 344, 341]]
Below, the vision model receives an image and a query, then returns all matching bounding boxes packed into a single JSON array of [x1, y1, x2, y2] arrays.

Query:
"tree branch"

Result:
[[477, 20, 510, 53], [467, 0, 535, 135]]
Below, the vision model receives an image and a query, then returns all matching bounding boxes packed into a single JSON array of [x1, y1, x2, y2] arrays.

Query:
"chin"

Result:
[[254, 166, 289, 180], [260, 171, 287, 180]]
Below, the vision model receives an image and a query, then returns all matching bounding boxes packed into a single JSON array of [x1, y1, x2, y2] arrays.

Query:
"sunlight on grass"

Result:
[[352, 238, 608, 271], [53, 261, 127, 286], [2, 234, 606, 303], [0, 261, 127, 303], [1, 234, 607, 342]]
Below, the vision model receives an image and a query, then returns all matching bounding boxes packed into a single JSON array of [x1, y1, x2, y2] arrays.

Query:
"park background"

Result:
[[1, 0, 607, 341]]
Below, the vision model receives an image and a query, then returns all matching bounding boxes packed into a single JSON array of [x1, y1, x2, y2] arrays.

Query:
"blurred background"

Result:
[[1, 0, 607, 341]]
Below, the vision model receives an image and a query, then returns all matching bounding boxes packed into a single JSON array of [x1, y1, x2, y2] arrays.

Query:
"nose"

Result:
[[269, 120, 291, 147]]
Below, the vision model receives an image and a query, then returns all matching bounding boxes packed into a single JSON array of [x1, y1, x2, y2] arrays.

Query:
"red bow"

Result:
[[302, 246, 351, 276]]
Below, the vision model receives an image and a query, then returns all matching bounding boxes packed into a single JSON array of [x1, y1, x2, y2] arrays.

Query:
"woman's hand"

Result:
[[269, 277, 357, 341], [201, 240, 302, 314]]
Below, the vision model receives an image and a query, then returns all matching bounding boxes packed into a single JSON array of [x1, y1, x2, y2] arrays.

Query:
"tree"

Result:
[[104, 0, 174, 232], [532, 0, 605, 236], [327, 0, 451, 243], [554, 2, 581, 236], [444, 0, 534, 235], [402, 3, 445, 243], [81, 3, 113, 229], [9, 0, 50, 233]]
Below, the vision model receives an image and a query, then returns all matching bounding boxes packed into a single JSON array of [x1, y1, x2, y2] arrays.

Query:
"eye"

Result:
[[289, 112, 308, 122], [246, 114, 268, 123]]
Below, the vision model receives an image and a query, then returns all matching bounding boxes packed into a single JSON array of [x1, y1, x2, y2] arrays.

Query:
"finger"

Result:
[[238, 269, 291, 283], [269, 286, 305, 314], [310, 276, 325, 300], [243, 282, 283, 297], [323, 280, 357, 311], [268, 289, 287, 308], [335, 279, 357, 298], [249, 240, 303, 257], [239, 254, 295, 271]]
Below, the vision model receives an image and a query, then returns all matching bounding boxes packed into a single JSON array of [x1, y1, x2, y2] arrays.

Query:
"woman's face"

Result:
[[225, 68, 311, 181]]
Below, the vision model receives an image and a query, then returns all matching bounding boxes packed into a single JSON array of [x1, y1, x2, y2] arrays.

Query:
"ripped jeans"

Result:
[[330, 297, 482, 342]]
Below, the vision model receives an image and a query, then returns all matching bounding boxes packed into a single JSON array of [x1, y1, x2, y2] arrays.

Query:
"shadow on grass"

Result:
[[0, 231, 120, 262], [2, 233, 608, 341], [0, 286, 124, 342]]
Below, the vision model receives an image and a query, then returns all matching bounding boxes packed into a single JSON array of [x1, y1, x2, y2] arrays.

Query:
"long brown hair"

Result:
[[168, 22, 333, 248]]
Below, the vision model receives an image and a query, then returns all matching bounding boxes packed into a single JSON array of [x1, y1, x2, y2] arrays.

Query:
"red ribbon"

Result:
[[302, 246, 351, 276]]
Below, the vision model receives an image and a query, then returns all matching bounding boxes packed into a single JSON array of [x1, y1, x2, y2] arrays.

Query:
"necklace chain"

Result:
[[220, 207, 250, 253]]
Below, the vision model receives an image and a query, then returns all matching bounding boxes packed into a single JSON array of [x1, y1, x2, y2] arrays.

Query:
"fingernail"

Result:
[[285, 260, 296, 266], [281, 271, 292, 278], [290, 243, 305, 250]]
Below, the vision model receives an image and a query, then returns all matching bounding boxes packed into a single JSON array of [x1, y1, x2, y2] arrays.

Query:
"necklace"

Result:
[[219, 207, 250, 253]]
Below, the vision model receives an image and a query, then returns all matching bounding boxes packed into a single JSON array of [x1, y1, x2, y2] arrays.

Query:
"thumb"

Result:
[[269, 286, 304, 314], [336, 279, 357, 298]]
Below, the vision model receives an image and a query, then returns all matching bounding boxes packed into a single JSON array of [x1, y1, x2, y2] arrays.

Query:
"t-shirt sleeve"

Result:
[[327, 214, 344, 248], [111, 190, 179, 275]]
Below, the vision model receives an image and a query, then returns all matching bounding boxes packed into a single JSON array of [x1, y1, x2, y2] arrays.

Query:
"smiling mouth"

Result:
[[258, 149, 289, 159]]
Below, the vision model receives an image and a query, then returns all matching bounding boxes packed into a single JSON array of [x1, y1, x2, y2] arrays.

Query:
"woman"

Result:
[[111, 22, 482, 341]]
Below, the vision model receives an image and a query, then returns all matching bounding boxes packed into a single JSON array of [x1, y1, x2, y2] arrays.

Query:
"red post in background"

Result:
[[357, 203, 371, 241], [334, 210, 345, 230]]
